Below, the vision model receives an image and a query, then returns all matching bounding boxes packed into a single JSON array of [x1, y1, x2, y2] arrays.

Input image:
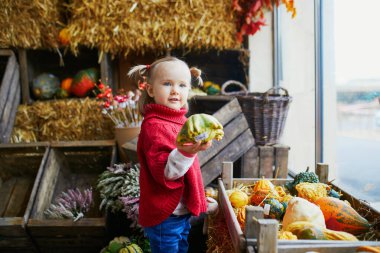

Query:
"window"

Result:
[[249, 2, 380, 210], [322, 0, 380, 209]]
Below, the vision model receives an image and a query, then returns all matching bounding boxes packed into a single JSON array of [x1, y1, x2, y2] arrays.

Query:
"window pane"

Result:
[[323, 0, 380, 209]]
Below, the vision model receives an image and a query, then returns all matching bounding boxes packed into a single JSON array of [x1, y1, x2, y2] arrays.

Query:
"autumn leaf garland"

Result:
[[233, 0, 297, 43]]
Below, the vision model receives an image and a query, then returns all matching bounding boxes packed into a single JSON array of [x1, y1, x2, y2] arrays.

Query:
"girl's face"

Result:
[[146, 61, 191, 111]]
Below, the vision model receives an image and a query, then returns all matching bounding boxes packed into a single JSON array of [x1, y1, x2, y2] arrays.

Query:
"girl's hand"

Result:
[[206, 197, 219, 215], [177, 140, 212, 155]]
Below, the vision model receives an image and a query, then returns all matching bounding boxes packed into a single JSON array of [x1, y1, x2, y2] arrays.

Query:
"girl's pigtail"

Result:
[[190, 67, 203, 87], [127, 65, 148, 80], [128, 65, 152, 115]]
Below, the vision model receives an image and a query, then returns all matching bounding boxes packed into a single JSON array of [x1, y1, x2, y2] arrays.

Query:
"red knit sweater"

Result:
[[137, 104, 207, 227]]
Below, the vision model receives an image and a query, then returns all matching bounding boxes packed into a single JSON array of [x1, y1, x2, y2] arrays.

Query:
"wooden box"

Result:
[[0, 143, 49, 253], [17, 48, 101, 104], [194, 97, 255, 185], [219, 162, 380, 253], [0, 49, 21, 143], [26, 140, 116, 253]]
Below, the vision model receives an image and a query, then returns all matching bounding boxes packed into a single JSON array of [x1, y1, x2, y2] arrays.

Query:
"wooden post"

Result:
[[100, 51, 115, 90], [257, 219, 278, 253], [17, 49, 31, 104], [241, 146, 259, 178], [259, 146, 274, 178], [273, 144, 290, 178], [222, 161, 233, 190], [245, 206, 264, 239], [316, 163, 329, 183]]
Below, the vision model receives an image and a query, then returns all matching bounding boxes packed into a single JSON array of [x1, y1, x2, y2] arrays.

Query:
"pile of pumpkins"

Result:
[[228, 171, 371, 241], [32, 68, 98, 100]]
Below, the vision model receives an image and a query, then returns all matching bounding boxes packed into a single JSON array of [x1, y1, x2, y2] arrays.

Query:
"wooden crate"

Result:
[[17, 48, 101, 104], [241, 145, 290, 178], [194, 97, 255, 185], [26, 140, 117, 253], [0, 143, 49, 253], [219, 162, 380, 253], [0, 49, 21, 143]]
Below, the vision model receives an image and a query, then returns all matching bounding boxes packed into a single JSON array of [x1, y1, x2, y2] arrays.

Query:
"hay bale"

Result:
[[207, 208, 235, 253], [0, 0, 63, 49], [65, 0, 240, 57], [10, 98, 114, 143]]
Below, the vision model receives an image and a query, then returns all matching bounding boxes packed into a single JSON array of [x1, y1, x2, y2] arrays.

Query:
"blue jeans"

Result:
[[144, 214, 191, 253]]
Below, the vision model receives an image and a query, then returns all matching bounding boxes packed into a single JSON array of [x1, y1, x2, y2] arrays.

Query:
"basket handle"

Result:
[[221, 80, 248, 95], [263, 87, 289, 100]]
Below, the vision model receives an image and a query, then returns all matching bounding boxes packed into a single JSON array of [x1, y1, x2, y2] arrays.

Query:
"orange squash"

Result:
[[61, 77, 73, 93], [250, 189, 270, 206], [58, 28, 70, 46], [315, 197, 370, 235], [251, 179, 279, 206], [236, 207, 246, 230]]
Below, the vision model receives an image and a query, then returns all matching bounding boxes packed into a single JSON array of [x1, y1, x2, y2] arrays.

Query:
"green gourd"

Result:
[[297, 227, 327, 240], [263, 198, 284, 220], [32, 73, 60, 100], [177, 114, 224, 144]]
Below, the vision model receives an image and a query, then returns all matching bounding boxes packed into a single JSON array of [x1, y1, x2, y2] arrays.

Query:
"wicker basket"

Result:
[[221, 81, 292, 145]]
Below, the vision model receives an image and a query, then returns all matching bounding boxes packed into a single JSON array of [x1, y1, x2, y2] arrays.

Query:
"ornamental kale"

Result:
[[285, 171, 319, 195]]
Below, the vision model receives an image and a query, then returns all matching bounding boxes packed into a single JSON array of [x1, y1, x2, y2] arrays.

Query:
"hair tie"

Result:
[[146, 64, 151, 70], [138, 76, 147, 90], [190, 67, 201, 78]]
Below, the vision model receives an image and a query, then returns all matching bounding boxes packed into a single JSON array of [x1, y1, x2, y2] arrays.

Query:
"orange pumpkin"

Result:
[[61, 77, 73, 93], [251, 180, 279, 206], [58, 28, 70, 46], [315, 197, 370, 235]]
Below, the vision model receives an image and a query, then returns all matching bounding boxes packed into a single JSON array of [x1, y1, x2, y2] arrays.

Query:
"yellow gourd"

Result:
[[278, 230, 298, 240], [284, 221, 320, 235], [322, 228, 358, 241], [295, 182, 329, 203], [229, 190, 249, 208]]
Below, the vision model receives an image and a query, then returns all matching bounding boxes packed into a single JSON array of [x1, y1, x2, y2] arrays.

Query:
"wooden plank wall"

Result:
[[0, 50, 20, 143]]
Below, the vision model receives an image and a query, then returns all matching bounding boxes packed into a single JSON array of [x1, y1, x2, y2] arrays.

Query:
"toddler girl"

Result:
[[128, 56, 217, 253]]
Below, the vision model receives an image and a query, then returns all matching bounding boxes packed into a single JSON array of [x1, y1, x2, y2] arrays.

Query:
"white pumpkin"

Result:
[[282, 197, 326, 230]]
